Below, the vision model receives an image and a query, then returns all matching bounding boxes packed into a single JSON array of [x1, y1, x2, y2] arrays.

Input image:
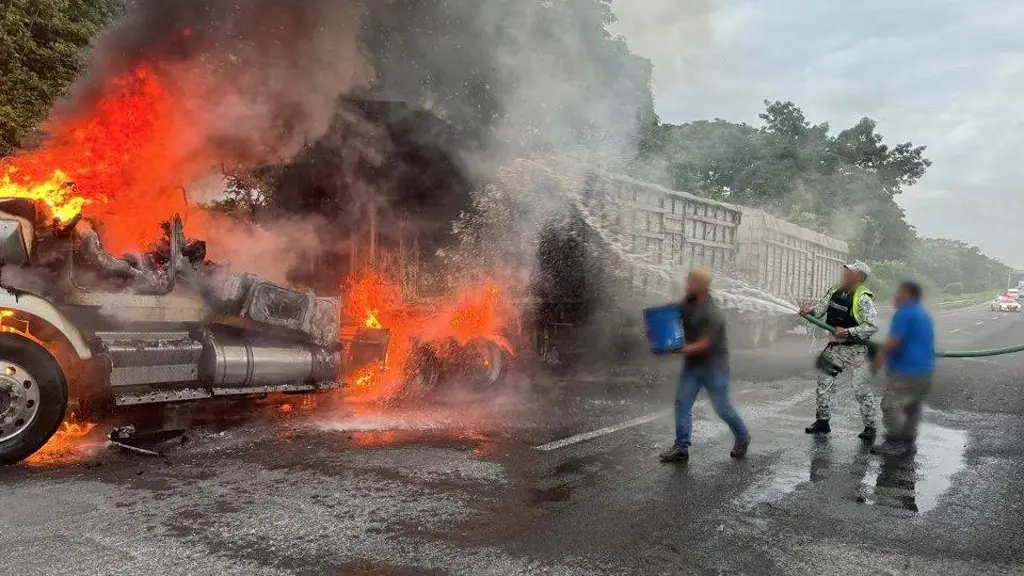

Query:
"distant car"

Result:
[[991, 295, 1022, 312]]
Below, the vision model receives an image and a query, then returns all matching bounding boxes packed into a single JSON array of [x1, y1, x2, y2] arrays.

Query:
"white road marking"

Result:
[[949, 328, 961, 334], [977, 321, 985, 325], [534, 410, 671, 452]]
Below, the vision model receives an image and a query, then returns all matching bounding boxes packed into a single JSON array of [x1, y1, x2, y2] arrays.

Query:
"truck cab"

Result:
[[0, 198, 389, 464]]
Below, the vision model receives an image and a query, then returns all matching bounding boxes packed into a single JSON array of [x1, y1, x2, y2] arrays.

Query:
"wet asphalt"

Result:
[[2, 304, 1024, 575]]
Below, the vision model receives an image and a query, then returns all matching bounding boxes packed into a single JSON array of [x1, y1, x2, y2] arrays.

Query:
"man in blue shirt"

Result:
[[871, 281, 935, 456]]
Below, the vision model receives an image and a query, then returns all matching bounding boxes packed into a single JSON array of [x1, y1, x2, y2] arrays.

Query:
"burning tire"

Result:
[[0, 334, 68, 465], [407, 337, 510, 392], [404, 344, 443, 393], [461, 338, 508, 388]]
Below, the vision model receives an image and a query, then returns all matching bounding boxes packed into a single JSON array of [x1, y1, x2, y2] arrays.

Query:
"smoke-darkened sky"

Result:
[[612, 0, 1024, 268]]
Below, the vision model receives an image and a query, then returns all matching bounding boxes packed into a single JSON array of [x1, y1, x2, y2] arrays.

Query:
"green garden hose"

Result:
[[800, 314, 1024, 358]]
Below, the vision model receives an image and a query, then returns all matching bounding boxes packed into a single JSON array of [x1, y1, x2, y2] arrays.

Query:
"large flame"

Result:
[[342, 269, 516, 396], [0, 66, 196, 253], [343, 271, 411, 392]]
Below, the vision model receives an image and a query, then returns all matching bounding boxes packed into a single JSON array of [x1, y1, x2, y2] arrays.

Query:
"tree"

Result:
[[909, 238, 1008, 294], [360, 0, 656, 161], [0, 0, 123, 155], [640, 100, 931, 261]]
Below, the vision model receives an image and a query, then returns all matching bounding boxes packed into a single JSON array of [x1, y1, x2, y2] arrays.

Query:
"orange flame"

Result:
[[446, 282, 514, 353], [0, 66, 196, 252], [364, 310, 383, 329], [342, 268, 516, 395], [0, 169, 90, 222], [24, 419, 99, 466]]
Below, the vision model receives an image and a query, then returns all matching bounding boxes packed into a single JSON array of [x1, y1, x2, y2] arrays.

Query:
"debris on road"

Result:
[[107, 425, 186, 459]]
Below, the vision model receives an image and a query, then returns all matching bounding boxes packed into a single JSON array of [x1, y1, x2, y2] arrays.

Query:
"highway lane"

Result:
[[1, 303, 1023, 575]]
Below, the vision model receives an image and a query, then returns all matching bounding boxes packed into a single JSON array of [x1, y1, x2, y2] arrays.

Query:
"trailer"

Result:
[[531, 170, 849, 360], [733, 207, 849, 345], [0, 198, 389, 464]]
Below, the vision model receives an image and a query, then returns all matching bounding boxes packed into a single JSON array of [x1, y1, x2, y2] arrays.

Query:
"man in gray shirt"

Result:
[[660, 268, 750, 463]]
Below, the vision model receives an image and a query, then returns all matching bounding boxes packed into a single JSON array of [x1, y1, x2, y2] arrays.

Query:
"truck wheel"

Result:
[[465, 338, 509, 388], [0, 335, 68, 465], [404, 344, 442, 394]]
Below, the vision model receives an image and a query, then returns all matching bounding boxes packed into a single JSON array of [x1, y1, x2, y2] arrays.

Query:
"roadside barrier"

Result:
[[874, 298, 980, 315]]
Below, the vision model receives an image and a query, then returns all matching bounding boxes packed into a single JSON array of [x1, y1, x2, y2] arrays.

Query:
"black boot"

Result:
[[659, 445, 690, 463], [858, 426, 877, 442], [730, 436, 750, 459], [805, 419, 831, 434], [871, 436, 910, 457]]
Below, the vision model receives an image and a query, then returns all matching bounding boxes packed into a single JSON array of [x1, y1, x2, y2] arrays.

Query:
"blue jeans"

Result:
[[675, 368, 749, 449]]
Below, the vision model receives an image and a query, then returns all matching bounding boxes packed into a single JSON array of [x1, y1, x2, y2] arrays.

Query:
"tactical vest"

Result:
[[825, 284, 873, 329]]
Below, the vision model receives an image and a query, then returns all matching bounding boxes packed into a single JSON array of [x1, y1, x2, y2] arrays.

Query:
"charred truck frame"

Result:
[[0, 198, 389, 464]]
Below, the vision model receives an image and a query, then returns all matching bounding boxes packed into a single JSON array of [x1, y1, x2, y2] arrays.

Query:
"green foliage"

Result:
[[0, 0, 123, 155], [641, 100, 1010, 294], [943, 282, 964, 296], [640, 100, 930, 262], [907, 237, 1008, 294], [865, 260, 938, 303], [865, 237, 1008, 302]]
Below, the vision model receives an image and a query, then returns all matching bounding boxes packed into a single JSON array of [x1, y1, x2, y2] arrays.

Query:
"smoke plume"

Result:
[[6, 0, 371, 254], [75, 0, 370, 163]]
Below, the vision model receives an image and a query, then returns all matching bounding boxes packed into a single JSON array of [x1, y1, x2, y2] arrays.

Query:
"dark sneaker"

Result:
[[871, 437, 916, 457], [730, 436, 750, 459], [804, 419, 831, 434], [858, 427, 877, 442], [659, 445, 690, 463]]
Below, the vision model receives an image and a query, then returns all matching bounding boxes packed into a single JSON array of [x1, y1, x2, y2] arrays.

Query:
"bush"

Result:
[[866, 260, 938, 303], [943, 282, 964, 296]]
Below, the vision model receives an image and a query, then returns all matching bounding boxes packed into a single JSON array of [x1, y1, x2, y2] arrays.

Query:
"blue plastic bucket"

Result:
[[644, 304, 685, 354]]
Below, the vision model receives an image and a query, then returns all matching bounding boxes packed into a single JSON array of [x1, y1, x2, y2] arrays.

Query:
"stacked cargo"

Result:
[[579, 172, 743, 300], [571, 171, 849, 348], [734, 208, 848, 305]]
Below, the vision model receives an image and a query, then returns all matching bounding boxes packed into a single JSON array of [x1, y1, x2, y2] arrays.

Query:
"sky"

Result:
[[611, 0, 1024, 268]]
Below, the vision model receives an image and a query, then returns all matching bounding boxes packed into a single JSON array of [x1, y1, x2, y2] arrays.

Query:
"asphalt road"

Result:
[[3, 304, 1024, 575]]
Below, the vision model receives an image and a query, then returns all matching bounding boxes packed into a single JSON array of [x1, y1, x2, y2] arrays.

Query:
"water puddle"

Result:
[[861, 420, 968, 513], [735, 419, 968, 514]]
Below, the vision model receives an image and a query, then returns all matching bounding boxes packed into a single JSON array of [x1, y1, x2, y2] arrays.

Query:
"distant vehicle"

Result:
[[991, 294, 1022, 312], [1009, 288, 1022, 301]]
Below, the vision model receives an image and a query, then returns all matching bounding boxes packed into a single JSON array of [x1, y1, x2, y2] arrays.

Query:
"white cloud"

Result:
[[612, 0, 1024, 266]]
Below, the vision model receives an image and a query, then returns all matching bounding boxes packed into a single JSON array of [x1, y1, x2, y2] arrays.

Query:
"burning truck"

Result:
[[0, 197, 390, 464]]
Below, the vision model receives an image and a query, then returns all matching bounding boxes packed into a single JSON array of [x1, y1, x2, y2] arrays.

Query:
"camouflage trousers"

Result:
[[814, 343, 876, 427], [881, 373, 933, 441]]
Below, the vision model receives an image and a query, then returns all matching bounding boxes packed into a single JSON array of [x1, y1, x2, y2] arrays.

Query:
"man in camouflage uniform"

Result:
[[799, 260, 878, 441]]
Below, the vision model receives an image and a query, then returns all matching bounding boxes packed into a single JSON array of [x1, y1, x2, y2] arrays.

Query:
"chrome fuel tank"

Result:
[[97, 330, 342, 405], [199, 333, 341, 388]]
